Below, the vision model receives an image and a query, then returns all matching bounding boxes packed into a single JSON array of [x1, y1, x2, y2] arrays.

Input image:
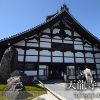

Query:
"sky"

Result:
[[0, 0, 100, 40]]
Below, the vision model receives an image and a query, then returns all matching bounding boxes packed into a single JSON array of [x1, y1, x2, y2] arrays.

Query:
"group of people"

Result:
[[77, 66, 93, 83]]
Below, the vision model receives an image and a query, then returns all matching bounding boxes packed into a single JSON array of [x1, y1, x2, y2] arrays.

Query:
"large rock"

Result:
[[4, 71, 32, 100], [0, 46, 18, 79]]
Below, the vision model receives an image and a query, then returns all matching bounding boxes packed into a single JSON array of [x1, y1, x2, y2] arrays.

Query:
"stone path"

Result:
[[44, 81, 100, 100]]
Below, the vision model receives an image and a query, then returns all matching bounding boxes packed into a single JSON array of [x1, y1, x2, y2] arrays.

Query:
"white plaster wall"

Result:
[[40, 50, 51, 56], [52, 39, 62, 43], [14, 40, 25, 46], [84, 43, 92, 47], [39, 65, 46, 69], [74, 41, 83, 44], [53, 57, 63, 62], [65, 30, 72, 36], [39, 70, 44, 75], [74, 31, 81, 37], [76, 58, 84, 63], [40, 42, 51, 48], [27, 43, 38, 47], [53, 36, 61, 39], [40, 57, 51, 62], [41, 35, 50, 38], [18, 56, 24, 61], [74, 45, 83, 50], [53, 29, 60, 34], [26, 56, 38, 62], [26, 49, 38, 55], [64, 51, 74, 57], [28, 39, 37, 42], [75, 52, 84, 57], [95, 53, 100, 58], [24, 71, 37, 76], [91, 71, 96, 74], [64, 37, 72, 40], [63, 40, 73, 44], [42, 28, 50, 33], [84, 47, 93, 51], [40, 38, 51, 42], [86, 58, 94, 63], [96, 59, 100, 63], [17, 48, 24, 55], [97, 70, 100, 74], [64, 57, 74, 63], [85, 53, 93, 58], [52, 51, 63, 56], [96, 64, 100, 69], [74, 38, 82, 41]]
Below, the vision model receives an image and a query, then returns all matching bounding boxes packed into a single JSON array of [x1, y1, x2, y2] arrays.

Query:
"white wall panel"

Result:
[[74, 45, 83, 50], [53, 57, 63, 62], [84, 47, 93, 51], [24, 71, 37, 76], [96, 59, 100, 63], [74, 41, 83, 44], [85, 53, 93, 57], [17, 48, 24, 55], [41, 35, 50, 38], [40, 50, 51, 56], [40, 38, 51, 42], [96, 64, 100, 69], [26, 56, 38, 62], [64, 51, 74, 57], [28, 39, 37, 42], [95, 53, 100, 58], [75, 52, 84, 57], [53, 29, 60, 34], [39, 70, 44, 75], [84, 43, 92, 47], [14, 40, 25, 46], [40, 42, 51, 48], [74, 31, 81, 37], [40, 57, 51, 62], [97, 70, 100, 74], [86, 58, 94, 63], [53, 51, 63, 56], [74, 38, 82, 41], [63, 40, 73, 44], [52, 39, 62, 43], [65, 30, 72, 36], [76, 58, 84, 63], [27, 43, 38, 47], [18, 56, 24, 61], [91, 71, 96, 74], [42, 28, 50, 33], [64, 57, 74, 63], [64, 37, 72, 40], [39, 65, 46, 69], [53, 36, 61, 39], [26, 49, 38, 55]]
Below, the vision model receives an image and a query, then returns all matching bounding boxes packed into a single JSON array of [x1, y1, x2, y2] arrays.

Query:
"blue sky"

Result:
[[0, 0, 100, 39]]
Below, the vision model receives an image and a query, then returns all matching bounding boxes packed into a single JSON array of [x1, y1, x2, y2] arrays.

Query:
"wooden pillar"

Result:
[[37, 35, 40, 80], [92, 45, 98, 80], [72, 28, 76, 80], [23, 39, 27, 73]]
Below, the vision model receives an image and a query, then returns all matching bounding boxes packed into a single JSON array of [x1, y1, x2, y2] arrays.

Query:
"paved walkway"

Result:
[[44, 81, 100, 100]]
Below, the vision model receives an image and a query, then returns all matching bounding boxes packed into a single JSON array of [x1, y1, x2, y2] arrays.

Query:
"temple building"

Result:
[[0, 5, 100, 81]]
